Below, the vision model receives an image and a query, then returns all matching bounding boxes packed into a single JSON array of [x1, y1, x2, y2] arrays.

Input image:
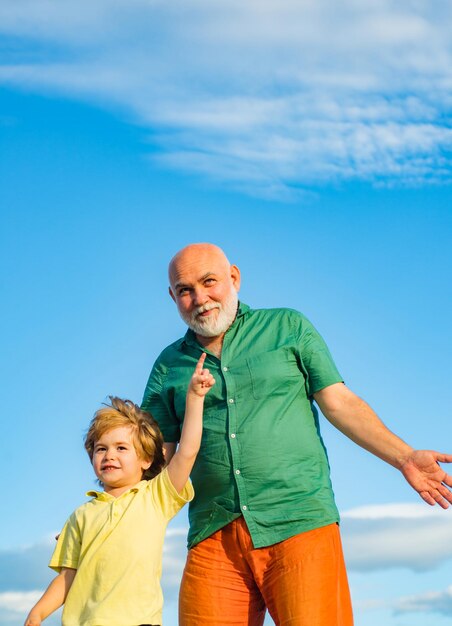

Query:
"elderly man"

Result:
[[142, 243, 452, 626]]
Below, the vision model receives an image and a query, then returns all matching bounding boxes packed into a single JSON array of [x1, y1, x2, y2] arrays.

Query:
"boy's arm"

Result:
[[167, 353, 215, 494], [163, 442, 177, 463], [24, 567, 76, 626]]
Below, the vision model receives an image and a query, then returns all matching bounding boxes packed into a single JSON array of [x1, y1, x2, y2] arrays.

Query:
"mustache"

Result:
[[194, 303, 221, 316]]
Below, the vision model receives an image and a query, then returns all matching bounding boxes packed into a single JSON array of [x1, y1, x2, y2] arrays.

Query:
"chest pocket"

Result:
[[166, 367, 225, 421], [246, 348, 303, 400]]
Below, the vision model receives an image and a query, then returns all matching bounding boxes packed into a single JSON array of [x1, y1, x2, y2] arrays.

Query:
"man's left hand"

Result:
[[400, 450, 452, 508]]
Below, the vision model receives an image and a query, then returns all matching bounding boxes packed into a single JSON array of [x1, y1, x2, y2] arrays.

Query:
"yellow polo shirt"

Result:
[[49, 468, 193, 626]]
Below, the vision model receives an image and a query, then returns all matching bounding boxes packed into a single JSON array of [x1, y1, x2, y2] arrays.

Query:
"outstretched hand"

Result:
[[400, 450, 452, 508], [189, 353, 216, 398]]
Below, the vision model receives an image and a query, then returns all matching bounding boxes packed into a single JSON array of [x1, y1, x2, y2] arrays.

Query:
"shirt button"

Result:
[[223, 366, 228, 372], [242, 505, 247, 511], [230, 433, 236, 438], [235, 469, 240, 475], [229, 398, 234, 404]]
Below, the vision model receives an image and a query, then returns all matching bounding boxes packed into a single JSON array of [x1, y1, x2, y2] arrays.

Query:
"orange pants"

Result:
[[179, 518, 353, 626]]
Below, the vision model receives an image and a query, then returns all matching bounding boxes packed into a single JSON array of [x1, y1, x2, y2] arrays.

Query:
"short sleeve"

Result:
[[141, 358, 181, 443], [48, 513, 81, 573], [294, 313, 343, 396], [148, 467, 194, 521]]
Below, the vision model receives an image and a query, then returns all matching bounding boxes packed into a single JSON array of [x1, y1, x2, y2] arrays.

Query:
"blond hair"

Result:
[[84, 397, 165, 480]]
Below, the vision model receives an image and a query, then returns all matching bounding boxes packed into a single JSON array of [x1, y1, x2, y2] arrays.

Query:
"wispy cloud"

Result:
[[342, 502, 449, 519], [162, 527, 189, 589], [394, 584, 452, 617], [1, 505, 451, 624], [0, 592, 60, 626], [0, 592, 42, 614], [352, 584, 452, 619], [342, 502, 452, 571], [0, 529, 187, 621], [1, 0, 451, 197], [0, 538, 56, 593]]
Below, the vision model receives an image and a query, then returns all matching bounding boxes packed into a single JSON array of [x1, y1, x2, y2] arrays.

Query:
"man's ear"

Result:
[[168, 286, 176, 302], [230, 265, 241, 291]]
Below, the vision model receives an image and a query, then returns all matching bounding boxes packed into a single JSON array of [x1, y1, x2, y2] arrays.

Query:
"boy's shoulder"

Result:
[[68, 489, 107, 517], [56, 494, 100, 535]]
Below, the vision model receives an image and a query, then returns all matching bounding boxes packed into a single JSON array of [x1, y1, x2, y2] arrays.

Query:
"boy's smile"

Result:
[[92, 426, 152, 497]]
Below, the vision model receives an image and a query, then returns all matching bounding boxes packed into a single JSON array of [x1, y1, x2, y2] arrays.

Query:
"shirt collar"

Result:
[[86, 480, 145, 501], [182, 301, 249, 349]]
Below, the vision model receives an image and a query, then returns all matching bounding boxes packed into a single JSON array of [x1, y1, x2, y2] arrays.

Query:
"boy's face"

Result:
[[92, 426, 152, 496]]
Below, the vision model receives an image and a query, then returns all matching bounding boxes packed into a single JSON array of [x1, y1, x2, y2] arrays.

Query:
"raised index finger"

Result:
[[195, 352, 207, 374]]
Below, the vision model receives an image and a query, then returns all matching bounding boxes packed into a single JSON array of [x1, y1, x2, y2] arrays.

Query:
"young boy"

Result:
[[25, 353, 215, 626]]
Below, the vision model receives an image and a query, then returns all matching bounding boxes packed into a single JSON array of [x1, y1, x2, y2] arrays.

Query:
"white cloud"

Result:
[[0, 529, 186, 619], [162, 527, 189, 589], [394, 585, 452, 617], [0, 592, 62, 626], [342, 502, 448, 519], [0, 591, 42, 614], [1, 514, 452, 624], [352, 583, 452, 619], [341, 502, 452, 571], [0, 539, 56, 593], [1, 0, 451, 197]]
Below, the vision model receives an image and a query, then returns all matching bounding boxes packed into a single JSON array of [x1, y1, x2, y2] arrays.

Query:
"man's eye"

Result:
[[205, 279, 215, 286], [178, 288, 189, 295]]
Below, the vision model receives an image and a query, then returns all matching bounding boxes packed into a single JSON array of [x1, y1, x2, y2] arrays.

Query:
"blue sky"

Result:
[[1, 2, 451, 625]]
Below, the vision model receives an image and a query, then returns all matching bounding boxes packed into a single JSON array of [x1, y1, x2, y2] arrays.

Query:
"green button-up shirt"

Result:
[[142, 303, 343, 549]]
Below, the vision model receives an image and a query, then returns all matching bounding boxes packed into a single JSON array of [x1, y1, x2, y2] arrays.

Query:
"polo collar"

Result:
[[86, 480, 145, 501]]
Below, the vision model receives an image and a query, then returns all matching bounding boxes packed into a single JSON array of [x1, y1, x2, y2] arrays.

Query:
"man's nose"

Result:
[[192, 287, 209, 306]]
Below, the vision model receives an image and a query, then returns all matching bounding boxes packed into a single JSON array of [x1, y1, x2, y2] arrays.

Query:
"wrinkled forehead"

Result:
[[169, 246, 230, 287]]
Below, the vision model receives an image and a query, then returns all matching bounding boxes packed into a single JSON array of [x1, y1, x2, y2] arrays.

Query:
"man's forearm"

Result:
[[314, 383, 413, 469], [314, 382, 452, 508]]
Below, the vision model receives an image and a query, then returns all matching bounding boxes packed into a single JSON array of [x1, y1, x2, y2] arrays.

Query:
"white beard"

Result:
[[181, 289, 239, 337]]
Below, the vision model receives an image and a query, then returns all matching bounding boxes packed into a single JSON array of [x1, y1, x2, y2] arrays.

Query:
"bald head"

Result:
[[168, 243, 231, 288], [168, 243, 241, 339]]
